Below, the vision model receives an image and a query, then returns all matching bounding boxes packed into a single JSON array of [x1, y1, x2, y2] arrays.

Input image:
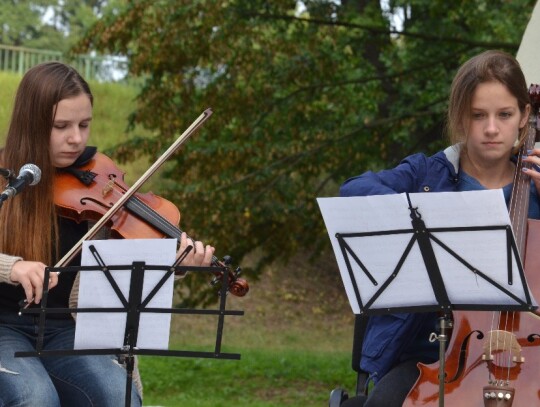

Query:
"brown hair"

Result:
[[0, 62, 93, 264], [446, 50, 530, 147]]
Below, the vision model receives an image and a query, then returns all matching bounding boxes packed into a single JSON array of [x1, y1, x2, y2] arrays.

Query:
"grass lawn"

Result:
[[138, 255, 357, 407], [139, 347, 354, 407]]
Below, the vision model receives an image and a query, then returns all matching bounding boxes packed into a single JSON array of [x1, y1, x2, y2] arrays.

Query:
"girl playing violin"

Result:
[[0, 62, 214, 406], [339, 50, 540, 406]]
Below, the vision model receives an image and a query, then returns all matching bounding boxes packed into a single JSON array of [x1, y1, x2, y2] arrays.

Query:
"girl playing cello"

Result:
[[339, 50, 540, 406]]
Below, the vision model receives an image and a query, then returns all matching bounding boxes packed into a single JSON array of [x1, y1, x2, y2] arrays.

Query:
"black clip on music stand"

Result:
[[16, 245, 244, 407], [333, 193, 537, 407]]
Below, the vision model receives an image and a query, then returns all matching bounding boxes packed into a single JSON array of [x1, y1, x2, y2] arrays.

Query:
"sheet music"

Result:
[[74, 238, 177, 349], [318, 190, 538, 314]]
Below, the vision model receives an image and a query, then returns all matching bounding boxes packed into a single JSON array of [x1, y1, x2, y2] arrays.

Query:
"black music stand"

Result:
[[318, 190, 537, 407], [16, 245, 244, 407]]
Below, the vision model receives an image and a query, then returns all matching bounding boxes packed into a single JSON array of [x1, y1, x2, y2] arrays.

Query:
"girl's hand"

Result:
[[176, 232, 215, 267], [9, 260, 58, 304]]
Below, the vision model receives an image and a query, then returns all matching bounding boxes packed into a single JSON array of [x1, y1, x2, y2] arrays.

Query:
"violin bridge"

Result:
[[102, 180, 115, 197]]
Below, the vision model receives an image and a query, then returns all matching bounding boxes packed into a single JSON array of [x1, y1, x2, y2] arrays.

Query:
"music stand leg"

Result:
[[124, 353, 134, 407], [436, 314, 452, 407]]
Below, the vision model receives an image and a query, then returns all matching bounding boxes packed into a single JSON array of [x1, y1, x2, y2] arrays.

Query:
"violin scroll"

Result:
[[210, 255, 249, 297]]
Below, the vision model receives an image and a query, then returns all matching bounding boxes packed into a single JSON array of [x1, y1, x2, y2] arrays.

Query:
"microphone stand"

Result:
[[0, 168, 14, 180], [0, 169, 13, 208]]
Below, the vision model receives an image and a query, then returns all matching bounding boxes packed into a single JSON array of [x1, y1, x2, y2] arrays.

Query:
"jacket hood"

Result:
[[442, 143, 462, 174]]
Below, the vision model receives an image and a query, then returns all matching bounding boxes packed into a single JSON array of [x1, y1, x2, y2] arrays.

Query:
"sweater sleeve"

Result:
[[340, 153, 429, 197], [0, 253, 23, 285]]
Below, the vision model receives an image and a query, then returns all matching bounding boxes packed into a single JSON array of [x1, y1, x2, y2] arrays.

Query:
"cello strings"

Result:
[[486, 129, 531, 386], [489, 311, 496, 383], [500, 133, 531, 385]]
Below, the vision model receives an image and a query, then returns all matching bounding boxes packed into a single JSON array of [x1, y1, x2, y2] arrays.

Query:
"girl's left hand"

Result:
[[176, 232, 215, 267], [522, 148, 540, 194]]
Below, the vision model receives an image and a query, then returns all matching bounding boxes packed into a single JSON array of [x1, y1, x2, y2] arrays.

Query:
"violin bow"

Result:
[[55, 108, 213, 268]]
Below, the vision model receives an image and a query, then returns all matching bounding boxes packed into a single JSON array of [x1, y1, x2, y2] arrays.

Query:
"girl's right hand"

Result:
[[9, 260, 58, 304]]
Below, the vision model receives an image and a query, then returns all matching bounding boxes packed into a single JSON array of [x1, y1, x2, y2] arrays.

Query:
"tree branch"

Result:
[[217, 107, 444, 193], [275, 48, 468, 101], [241, 12, 519, 51]]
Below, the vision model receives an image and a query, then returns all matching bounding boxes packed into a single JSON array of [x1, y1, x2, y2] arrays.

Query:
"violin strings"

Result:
[[129, 195, 182, 238], [125, 192, 221, 266]]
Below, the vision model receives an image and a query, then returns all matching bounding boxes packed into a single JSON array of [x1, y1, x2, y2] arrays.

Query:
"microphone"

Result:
[[0, 164, 41, 200]]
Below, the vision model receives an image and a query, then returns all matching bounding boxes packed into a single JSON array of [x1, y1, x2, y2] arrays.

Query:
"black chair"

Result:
[[329, 314, 370, 407]]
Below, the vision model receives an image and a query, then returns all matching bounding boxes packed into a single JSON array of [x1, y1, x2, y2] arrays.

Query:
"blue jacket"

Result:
[[340, 145, 461, 197], [339, 145, 462, 383]]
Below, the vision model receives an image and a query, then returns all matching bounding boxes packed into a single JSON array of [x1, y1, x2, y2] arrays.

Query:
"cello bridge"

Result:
[[482, 330, 524, 363]]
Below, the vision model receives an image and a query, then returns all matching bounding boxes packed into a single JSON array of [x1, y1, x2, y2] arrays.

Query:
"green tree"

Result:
[[0, 0, 119, 51], [0, 0, 48, 46], [75, 0, 536, 304]]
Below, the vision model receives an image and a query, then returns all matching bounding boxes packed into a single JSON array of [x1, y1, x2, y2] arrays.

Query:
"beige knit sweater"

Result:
[[0, 253, 22, 284]]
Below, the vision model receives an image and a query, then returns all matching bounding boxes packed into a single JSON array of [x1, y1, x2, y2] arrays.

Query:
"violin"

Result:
[[55, 150, 182, 240], [403, 86, 540, 405], [53, 110, 248, 297]]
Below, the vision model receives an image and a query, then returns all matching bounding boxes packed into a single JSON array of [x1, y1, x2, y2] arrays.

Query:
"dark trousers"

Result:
[[341, 358, 422, 407]]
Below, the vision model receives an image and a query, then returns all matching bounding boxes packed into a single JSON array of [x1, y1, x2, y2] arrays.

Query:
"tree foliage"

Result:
[[0, 0, 119, 51], [75, 0, 536, 304]]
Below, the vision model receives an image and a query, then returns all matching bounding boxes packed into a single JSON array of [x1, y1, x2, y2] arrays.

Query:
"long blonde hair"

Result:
[[0, 62, 93, 264]]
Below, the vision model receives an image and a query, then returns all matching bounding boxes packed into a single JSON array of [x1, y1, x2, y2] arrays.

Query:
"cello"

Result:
[[404, 86, 540, 406]]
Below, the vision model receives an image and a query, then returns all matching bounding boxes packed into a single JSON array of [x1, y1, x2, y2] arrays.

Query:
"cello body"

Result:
[[404, 221, 540, 406]]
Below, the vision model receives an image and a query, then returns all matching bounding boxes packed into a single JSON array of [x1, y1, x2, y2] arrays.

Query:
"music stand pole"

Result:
[[433, 314, 453, 407]]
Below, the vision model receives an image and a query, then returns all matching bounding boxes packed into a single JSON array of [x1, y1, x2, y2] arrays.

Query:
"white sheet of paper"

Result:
[[74, 238, 177, 350], [317, 190, 537, 314]]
